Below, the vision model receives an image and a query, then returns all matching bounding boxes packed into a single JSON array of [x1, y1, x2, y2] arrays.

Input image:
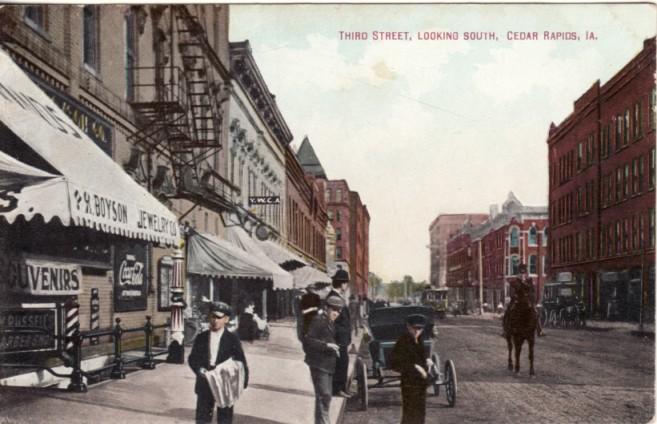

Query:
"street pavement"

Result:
[[343, 314, 654, 424], [0, 320, 362, 424]]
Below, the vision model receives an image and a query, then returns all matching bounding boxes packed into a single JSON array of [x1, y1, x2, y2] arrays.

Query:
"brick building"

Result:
[[429, 214, 488, 287], [547, 37, 656, 322], [446, 193, 548, 311], [297, 138, 371, 296]]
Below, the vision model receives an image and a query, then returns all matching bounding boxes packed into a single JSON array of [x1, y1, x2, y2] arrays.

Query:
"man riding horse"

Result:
[[502, 263, 545, 338]]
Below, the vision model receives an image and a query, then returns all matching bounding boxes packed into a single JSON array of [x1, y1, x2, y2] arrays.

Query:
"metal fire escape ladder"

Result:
[[174, 8, 223, 160]]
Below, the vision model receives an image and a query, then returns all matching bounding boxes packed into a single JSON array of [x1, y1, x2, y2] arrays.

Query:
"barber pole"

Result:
[[167, 248, 186, 363], [65, 297, 80, 352], [89, 289, 100, 345]]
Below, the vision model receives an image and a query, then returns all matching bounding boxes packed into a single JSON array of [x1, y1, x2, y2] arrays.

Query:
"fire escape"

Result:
[[128, 6, 236, 212]]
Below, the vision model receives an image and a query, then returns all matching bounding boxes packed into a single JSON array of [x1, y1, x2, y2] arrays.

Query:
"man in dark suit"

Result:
[[299, 283, 323, 341], [390, 314, 430, 424], [188, 302, 249, 424], [326, 266, 352, 397]]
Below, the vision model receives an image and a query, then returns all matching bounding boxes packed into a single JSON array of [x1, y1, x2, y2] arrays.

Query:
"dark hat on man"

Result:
[[332, 267, 350, 284], [325, 296, 344, 310], [406, 314, 427, 328], [518, 263, 528, 273], [209, 301, 232, 318]]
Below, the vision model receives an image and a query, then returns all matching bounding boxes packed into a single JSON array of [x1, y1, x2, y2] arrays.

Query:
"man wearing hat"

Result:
[[304, 295, 343, 424], [188, 302, 249, 423], [326, 265, 353, 397], [502, 263, 545, 337], [390, 314, 431, 424], [298, 282, 324, 342]]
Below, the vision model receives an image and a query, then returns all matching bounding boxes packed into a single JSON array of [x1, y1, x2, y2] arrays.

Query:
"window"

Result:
[[632, 158, 639, 194], [577, 142, 583, 170], [623, 218, 629, 252], [83, 6, 100, 70], [615, 220, 621, 254], [615, 114, 623, 150], [650, 209, 655, 249], [158, 256, 173, 311], [25, 5, 45, 30], [336, 228, 342, 241], [125, 9, 137, 100], [325, 189, 331, 203], [651, 88, 656, 130], [616, 168, 622, 202], [634, 102, 642, 139], [587, 134, 594, 165], [542, 228, 548, 247], [336, 246, 342, 259], [632, 215, 638, 250], [600, 127, 608, 159], [510, 255, 520, 275], [640, 214, 645, 249], [336, 211, 341, 222], [639, 157, 645, 192], [327, 210, 333, 220], [576, 187, 582, 213], [336, 189, 342, 202], [528, 227, 537, 246], [509, 227, 519, 247], [623, 109, 630, 146], [650, 148, 655, 190], [528, 255, 537, 274], [624, 164, 630, 197]]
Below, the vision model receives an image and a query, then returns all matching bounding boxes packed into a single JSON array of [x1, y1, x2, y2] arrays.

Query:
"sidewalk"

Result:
[[0, 320, 362, 424]]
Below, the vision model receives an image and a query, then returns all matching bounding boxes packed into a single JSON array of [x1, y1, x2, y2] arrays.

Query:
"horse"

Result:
[[503, 283, 537, 376]]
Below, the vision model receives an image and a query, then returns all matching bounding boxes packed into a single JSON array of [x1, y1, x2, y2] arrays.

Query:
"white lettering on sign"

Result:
[[248, 196, 281, 205], [137, 209, 177, 235], [0, 257, 82, 295], [118, 254, 144, 288], [73, 190, 128, 223]]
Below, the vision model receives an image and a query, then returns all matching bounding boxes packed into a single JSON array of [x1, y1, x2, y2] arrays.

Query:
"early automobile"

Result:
[[354, 305, 457, 410], [540, 281, 586, 329]]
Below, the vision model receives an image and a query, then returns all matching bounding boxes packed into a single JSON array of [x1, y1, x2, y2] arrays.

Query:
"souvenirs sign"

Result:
[[0, 256, 82, 296]]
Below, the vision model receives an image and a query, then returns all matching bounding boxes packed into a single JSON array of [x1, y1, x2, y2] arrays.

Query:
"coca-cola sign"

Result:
[[114, 243, 149, 312]]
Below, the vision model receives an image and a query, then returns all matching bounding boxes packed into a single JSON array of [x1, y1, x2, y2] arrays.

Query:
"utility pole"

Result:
[[479, 239, 484, 315]]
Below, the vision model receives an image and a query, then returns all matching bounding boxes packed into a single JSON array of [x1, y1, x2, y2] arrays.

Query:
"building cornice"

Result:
[[230, 41, 293, 148]]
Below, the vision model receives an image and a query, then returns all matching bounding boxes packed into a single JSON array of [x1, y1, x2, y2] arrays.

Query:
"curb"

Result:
[[331, 331, 365, 424]]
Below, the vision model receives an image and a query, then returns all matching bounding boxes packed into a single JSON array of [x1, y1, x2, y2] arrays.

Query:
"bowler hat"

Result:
[[325, 296, 344, 310], [332, 268, 350, 284], [406, 314, 427, 328], [209, 301, 232, 318]]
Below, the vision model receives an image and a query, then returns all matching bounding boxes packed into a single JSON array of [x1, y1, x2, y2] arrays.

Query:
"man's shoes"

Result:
[[336, 390, 354, 398]]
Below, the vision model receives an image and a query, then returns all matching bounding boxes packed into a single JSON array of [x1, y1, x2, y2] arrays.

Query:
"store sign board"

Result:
[[557, 272, 573, 282], [0, 308, 58, 354], [114, 244, 149, 312], [32, 77, 113, 155], [0, 257, 82, 296], [248, 196, 281, 205]]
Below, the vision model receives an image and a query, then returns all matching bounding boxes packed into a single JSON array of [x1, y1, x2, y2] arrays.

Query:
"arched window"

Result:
[[509, 227, 520, 247], [528, 226, 537, 246], [529, 255, 537, 274]]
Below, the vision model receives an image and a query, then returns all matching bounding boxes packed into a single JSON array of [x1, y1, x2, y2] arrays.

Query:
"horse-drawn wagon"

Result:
[[353, 305, 457, 410]]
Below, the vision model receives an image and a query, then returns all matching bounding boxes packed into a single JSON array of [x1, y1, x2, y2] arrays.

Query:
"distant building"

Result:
[[547, 37, 655, 322], [446, 193, 548, 311], [429, 214, 488, 288], [298, 137, 371, 297]]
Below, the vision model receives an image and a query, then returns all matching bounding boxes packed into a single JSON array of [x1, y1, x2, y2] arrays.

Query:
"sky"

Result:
[[229, 4, 656, 283]]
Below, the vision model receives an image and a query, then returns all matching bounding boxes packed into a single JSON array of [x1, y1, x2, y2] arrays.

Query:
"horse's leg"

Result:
[[528, 336, 535, 376], [507, 335, 513, 371], [514, 336, 522, 374]]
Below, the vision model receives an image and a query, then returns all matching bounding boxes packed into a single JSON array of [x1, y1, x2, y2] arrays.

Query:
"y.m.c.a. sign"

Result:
[[0, 257, 82, 296]]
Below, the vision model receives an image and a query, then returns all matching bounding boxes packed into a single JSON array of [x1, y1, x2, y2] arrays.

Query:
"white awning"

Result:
[[187, 232, 274, 281], [257, 239, 308, 269], [0, 48, 179, 246], [290, 265, 332, 288], [224, 227, 295, 289]]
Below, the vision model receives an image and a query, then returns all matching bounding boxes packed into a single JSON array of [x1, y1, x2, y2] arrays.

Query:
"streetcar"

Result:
[[420, 286, 449, 319]]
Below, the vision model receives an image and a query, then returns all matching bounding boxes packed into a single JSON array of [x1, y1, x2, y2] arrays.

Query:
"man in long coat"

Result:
[[189, 302, 249, 424], [304, 296, 343, 424], [390, 314, 430, 424], [326, 266, 352, 397]]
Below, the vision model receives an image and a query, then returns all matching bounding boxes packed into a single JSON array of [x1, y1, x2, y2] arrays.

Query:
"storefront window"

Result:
[[158, 256, 173, 311]]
